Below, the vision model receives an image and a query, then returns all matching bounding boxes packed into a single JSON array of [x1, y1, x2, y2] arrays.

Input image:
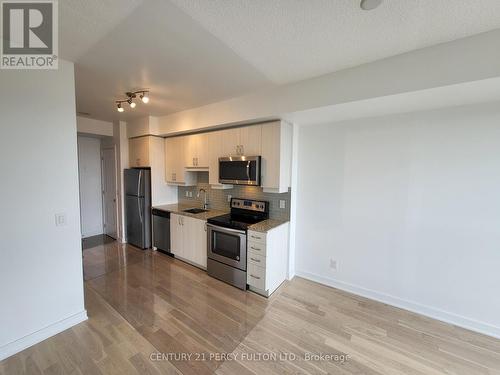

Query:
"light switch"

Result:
[[227, 195, 232, 202], [279, 200, 286, 209], [55, 213, 66, 227]]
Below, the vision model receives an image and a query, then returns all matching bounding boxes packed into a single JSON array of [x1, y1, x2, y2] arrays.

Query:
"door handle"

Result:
[[250, 274, 261, 280], [137, 170, 142, 196], [250, 257, 260, 263], [137, 197, 143, 224], [246, 161, 250, 180]]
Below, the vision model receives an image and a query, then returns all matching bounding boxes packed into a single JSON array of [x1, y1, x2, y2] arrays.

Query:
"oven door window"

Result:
[[212, 231, 241, 260]]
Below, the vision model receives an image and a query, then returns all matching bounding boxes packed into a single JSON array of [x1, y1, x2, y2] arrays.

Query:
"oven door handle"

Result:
[[206, 223, 246, 235]]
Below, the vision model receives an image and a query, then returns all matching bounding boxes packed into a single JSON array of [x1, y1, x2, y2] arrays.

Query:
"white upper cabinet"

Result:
[[164, 121, 292, 192], [207, 130, 232, 188], [219, 126, 262, 157], [185, 133, 209, 168], [129, 137, 150, 167], [165, 136, 197, 186], [261, 121, 292, 193], [221, 128, 240, 156], [240, 125, 262, 156]]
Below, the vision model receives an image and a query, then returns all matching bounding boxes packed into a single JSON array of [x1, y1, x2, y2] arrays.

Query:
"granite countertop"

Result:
[[153, 203, 227, 221], [248, 219, 289, 233], [153, 204, 289, 232]]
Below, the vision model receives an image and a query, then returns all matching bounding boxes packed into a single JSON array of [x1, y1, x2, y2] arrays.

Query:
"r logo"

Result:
[[2, 1, 53, 55]]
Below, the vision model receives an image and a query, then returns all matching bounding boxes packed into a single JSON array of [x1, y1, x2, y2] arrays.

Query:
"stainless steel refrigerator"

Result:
[[125, 168, 151, 249]]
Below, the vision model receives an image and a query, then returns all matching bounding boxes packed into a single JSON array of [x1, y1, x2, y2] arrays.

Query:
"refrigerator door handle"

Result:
[[137, 170, 142, 196], [138, 197, 143, 224]]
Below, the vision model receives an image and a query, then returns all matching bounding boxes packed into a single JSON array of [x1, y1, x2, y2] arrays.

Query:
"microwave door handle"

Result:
[[246, 161, 250, 181]]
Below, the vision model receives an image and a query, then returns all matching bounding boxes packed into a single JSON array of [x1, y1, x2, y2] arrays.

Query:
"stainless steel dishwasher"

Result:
[[152, 209, 171, 254]]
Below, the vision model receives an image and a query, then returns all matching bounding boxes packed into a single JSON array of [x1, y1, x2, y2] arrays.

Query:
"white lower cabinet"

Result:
[[170, 214, 207, 269], [247, 223, 289, 297]]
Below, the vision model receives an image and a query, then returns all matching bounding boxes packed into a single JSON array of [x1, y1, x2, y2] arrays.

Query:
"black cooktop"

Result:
[[207, 198, 269, 231], [207, 213, 264, 231]]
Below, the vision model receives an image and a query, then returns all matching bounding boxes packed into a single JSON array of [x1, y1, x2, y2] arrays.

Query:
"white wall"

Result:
[[77, 136, 103, 238], [0, 60, 87, 360], [295, 102, 500, 338], [126, 116, 152, 138], [77, 116, 113, 136], [116, 121, 129, 242], [149, 136, 178, 206]]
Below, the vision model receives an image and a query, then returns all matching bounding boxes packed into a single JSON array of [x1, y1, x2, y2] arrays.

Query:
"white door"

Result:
[[102, 147, 117, 239], [78, 136, 103, 238]]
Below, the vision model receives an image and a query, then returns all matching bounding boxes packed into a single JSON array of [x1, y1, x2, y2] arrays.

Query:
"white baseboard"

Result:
[[295, 270, 500, 339], [0, 310, 88, 361], [82, 230, 103, 239]]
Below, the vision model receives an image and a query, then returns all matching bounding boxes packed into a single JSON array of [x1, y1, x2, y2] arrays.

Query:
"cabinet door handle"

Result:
[[250, 257, 260, 263], [250, 246, 260, 251], [240, 145, 244, 155], [250, 235, 262, 240], [250, 274, 261, 280]]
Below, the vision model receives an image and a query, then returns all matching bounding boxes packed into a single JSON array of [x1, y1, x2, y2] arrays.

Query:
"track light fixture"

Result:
[[115, 89, 150, 112]]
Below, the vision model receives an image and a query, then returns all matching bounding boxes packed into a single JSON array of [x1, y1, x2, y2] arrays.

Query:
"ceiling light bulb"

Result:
[[360, 0, 383, 10], [117, 103, 124, 112], [128, 99, 136, 108], [140, 93, 149, 104]]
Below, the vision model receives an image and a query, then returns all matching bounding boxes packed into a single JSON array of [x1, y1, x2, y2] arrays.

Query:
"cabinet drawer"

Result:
[[247, 263, 266, 290], [248, 230, 266, 244], [248, 252, 266, 268], [247, 241, 266, 256]]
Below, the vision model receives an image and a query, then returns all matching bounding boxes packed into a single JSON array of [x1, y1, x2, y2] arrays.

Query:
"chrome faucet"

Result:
[[197, 188, 209, 210]]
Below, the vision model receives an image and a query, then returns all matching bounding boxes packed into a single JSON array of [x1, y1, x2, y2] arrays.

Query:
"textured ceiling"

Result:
[[65, 0, 271, 121], [60, 0, 143, 62], [170, 0, 500, 84], [62, 0, 500, 121]]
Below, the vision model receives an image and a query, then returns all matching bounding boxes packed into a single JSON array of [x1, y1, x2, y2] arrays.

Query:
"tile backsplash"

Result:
[[178, 172, 290, 221]]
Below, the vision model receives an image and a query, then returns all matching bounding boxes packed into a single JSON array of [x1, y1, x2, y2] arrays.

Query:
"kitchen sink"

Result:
[[183, 208, 208, 214]]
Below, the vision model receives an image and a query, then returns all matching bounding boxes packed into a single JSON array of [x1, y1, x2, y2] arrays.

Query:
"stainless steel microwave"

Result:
[[219, 156, 261, 186]]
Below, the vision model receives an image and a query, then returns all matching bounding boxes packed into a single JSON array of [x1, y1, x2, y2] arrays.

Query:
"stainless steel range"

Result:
[[207, 198, 269, 290]]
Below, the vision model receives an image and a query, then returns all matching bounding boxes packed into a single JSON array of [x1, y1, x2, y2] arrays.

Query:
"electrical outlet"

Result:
[[185, 191, 189, 197], [188, 191, 193, 198], [279, 200, 286, 209], [330, 258, 338, 270], [55, 213, 67, 227], [227, 195, 232, 202]]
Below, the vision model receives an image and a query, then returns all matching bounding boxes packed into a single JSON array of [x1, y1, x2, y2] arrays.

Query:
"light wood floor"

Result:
[[2, 242, 500, 375]]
